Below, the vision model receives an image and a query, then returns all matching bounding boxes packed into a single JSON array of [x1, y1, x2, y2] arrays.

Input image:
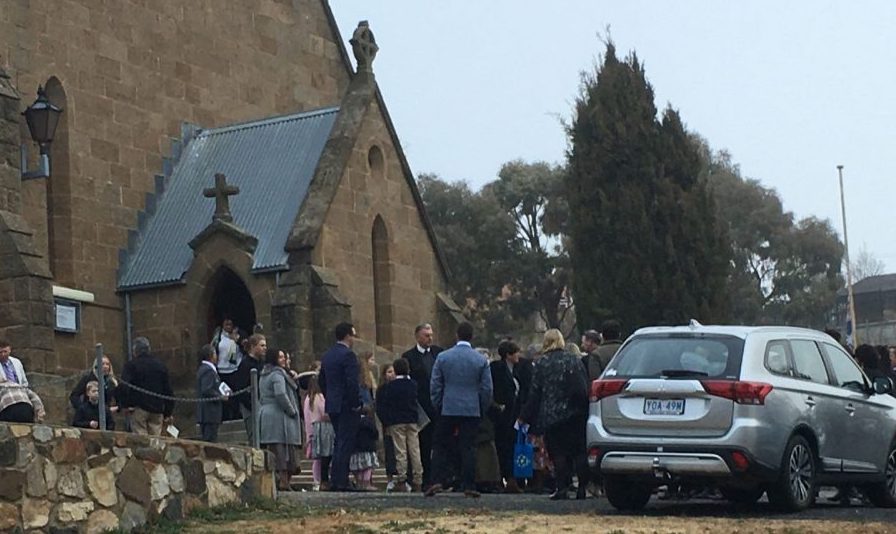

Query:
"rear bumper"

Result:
[[599, 451, 731, 477], [587, 404, 783, 482]]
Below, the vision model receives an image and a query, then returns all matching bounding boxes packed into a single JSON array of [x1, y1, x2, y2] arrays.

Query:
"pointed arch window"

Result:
[[43, 77, 73, 283], [372, 215, 392, 348], [368, 145, 385, 181]]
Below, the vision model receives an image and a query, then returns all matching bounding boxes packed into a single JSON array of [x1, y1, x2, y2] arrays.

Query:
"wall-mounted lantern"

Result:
[[21, 85, 63, 180]]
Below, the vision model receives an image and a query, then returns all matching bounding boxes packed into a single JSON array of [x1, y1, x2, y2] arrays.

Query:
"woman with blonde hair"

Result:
[[69, 355, 120, 412], [519, 329, 589, 500]]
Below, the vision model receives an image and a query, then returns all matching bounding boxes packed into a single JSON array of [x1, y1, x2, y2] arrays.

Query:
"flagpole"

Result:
[[838, 165, 859, 348]]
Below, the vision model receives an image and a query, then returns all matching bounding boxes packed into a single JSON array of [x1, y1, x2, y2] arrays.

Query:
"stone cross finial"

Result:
[[350, 20, 378, 74], [203, 173, 239, 223]]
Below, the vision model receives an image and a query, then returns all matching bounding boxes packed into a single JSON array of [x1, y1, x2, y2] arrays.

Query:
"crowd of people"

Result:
[[3, 317, 896, 500], [293, 319, 627, 498], [7, 315, 620, 497]]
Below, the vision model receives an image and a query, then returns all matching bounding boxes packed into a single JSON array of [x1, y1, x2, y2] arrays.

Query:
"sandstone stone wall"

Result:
[[0, 422, 274, 533], [313, 98, 451, 354], [0, 0, 352, 371]]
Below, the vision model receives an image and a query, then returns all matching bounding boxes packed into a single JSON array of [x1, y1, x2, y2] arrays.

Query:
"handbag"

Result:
[[513, 427, 534, 479], [311, 420, 335, 458], [416, 401, 431, 429]]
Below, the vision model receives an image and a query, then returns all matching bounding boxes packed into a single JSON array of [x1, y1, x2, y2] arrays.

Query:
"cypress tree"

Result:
[[566, 44, 730, 332]]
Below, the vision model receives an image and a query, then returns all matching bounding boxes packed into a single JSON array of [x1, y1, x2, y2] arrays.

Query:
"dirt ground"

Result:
[[180, 508, 896, 534]]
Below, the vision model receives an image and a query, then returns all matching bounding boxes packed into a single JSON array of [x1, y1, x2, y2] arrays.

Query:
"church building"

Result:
[[0, 1, 463, 399]]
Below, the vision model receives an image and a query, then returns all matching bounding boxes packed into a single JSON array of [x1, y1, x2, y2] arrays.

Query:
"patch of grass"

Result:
[[104, 498, 318, 533], [380, 519, 435, 532], [104, 517, 184, 534], [334, 525, 380, 534]]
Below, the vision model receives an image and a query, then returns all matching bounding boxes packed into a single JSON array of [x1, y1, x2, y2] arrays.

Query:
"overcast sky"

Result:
[[331, 2, 896, 272]]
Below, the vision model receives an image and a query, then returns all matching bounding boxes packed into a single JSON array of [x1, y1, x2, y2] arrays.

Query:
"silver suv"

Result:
[[586, 323, 896, 511]]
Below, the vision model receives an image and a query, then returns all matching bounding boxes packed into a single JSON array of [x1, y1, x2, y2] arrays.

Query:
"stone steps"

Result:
[[188, 420, 391, 489], [289, 459, 389, 489]]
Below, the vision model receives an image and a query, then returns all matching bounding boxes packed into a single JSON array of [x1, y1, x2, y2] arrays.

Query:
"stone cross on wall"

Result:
[[350, 20, 378, 74], [203, 172, 239, 223]]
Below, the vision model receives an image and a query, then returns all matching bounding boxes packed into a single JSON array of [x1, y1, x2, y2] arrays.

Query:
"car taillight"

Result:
[[587, 446, 603, 467], [700, 380, 773, 405], [590, 379, 628, 401], [731, 451, 750, 472]]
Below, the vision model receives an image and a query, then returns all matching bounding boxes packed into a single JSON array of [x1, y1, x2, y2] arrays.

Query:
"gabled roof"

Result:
[[117, 107, 340, 291], [836, 273, 896, 297], [314, 1, 452, 281], [853, 273, 896, 295]]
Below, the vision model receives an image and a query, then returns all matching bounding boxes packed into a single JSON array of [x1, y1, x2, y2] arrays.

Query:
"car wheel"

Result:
[[767, 435, 816, 511], [603, 475, 652, 511], [865, 443, 896, 507], [719, 485, 764, 505]]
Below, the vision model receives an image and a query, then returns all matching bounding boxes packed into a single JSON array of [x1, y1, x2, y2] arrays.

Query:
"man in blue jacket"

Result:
[[426, 322, 493, 498], [319, 322, 362, 491]]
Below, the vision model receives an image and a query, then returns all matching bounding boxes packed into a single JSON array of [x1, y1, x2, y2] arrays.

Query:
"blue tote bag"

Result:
[[513, 427, 534, 479]]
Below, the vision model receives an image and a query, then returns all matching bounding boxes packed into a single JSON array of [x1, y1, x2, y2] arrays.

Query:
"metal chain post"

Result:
[[250, 368, 260, 449], [95, 343, 106, 431]]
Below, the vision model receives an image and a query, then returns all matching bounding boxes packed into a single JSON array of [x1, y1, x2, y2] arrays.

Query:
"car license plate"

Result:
[[644, 398, 685, 415]]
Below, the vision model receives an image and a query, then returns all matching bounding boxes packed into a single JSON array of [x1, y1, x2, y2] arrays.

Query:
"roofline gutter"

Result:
[[117, 280, 188, 293], [118, 263, 288, 294]]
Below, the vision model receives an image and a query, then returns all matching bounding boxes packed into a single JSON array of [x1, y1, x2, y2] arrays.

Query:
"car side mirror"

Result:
[[873, 376, 893, 395]]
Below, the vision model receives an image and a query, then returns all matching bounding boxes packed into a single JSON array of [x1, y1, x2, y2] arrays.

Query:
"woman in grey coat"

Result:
[[258, 347, 302, 490]]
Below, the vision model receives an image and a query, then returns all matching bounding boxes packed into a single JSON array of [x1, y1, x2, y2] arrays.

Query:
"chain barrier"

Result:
[[114, 377, 252, 403], [6, 372, 253, 403]]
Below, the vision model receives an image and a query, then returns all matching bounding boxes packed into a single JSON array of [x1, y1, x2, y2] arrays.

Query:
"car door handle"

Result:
[[805, 397, 816, 407], [845, 404, 856, 414]]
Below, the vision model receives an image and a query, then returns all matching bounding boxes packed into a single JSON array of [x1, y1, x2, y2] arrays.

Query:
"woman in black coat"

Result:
[[519, 329, 589, 500]]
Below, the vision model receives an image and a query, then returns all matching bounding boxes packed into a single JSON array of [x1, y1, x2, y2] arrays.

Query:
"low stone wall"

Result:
[[0, 423, 274, 532]]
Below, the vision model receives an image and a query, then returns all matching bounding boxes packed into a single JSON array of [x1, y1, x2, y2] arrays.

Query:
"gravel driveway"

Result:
[[279, 490, 896, 522]]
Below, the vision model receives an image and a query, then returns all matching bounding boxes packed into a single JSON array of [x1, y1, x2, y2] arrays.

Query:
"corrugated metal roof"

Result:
[[118, 107, 340, 291], [854, 273, 896, 294]]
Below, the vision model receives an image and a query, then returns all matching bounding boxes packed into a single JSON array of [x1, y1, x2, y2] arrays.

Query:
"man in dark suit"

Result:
[[426, 322, 493, 498], [401, 323, 442, 487], [490, 339, 523, 492], [319, 322, 362, 491], [196, 344, 227, 442]]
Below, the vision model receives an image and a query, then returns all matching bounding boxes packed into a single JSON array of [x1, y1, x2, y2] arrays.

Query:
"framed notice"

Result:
[[54, 298, 80, 333]]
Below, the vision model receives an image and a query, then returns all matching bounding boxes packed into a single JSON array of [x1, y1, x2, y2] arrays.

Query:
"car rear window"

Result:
[[604, 334, 745, 379]]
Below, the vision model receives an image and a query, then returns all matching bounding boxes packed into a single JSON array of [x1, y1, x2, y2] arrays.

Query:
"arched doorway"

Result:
[[205, 266, 257, 341]]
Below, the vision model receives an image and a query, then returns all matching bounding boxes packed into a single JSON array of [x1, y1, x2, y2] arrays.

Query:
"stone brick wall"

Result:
[[313, 98, 452, 353], [0, 422, 274, 532], [0, 0, 352, 371]]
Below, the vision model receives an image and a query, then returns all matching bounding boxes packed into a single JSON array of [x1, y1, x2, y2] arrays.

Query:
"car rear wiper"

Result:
[[661, 369, 708, 378]]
